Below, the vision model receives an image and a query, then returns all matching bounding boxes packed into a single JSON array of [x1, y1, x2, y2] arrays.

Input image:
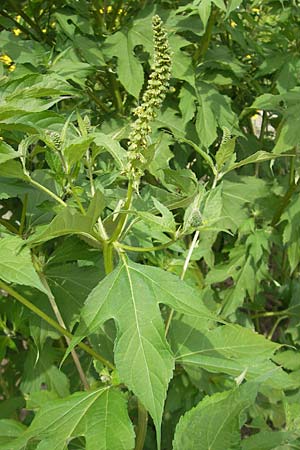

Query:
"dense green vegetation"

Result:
[[0, 0, 300, 448]]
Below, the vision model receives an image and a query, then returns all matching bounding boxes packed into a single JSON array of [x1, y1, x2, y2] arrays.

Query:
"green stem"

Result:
[[19, 193, 28, 236], [37, 268, 90, 390], [251, 310, 288, 319], [69, 186, 86, 215], [107, 69, 124, 114], [8, 0, 45, 41], [27, 177, 67, 207], [103, 242, 114, 274], [255, 111, 268, 177], [193, 8, 217, 62], [0, 9, 37, 40], [86, 88, 111, 113], [271, 176, 299, 227], [174, 135, 217, 177], [134, 401, 148, 450], [109, 180, 134, 242], [165, 230, 200, 337], [0, 280, 115, 370], [0, 218, 19, 235], [114, 239, 175, 253], [267, 316, 288, 340]]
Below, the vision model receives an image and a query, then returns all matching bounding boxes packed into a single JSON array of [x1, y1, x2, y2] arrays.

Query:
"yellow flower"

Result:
[[0, 54, 16, 71], [99, 5, 113, 14], [0, 54, 13, 65], [230, 20, 237, 28], [252, 7, 260, 13], [12, 28, 21, 36]]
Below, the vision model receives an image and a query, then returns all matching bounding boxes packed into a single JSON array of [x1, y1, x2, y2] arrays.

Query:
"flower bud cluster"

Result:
[[126, 15, 172, 181]]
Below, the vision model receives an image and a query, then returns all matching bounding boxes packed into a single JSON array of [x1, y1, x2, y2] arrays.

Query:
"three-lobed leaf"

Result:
[[70, 257, 216, 447]]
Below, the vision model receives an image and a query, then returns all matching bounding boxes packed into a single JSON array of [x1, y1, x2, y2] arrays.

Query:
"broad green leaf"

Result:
[[0, 235, 47, 294], [63, 135, 94, 167], [281, 195, 300, 273], [195, 81, 238, 149], [241, 431, 300, 450], [0, 420, 26, 446], [0, 160, 27, 180], [169, 34, 195, 87], [274, 106, 300, 153], [30, 262, 101, 348], [171, 317, 291, 389], [198, 0, 212, 28], [195, 100, 217, 149], [178, 83, 196, 125], [104, 31, 144, 98], [173, 382, 257, 450], [94, 132, 127, 170], [223, 151, 286, 174], [138, 197, 176, 233], [20, 345, 70, 398], [0, 141, 20, 164], [71, 257, 216, 446], [212, 0, 226, 10], [215, 135, 236, 171], [30, 190, 104, 246], [2, 388, 135, 450], [226, 0, 243, 16]]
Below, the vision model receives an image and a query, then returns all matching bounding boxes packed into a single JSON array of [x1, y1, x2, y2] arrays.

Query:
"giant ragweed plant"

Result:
[[1, 2, 300, 450]]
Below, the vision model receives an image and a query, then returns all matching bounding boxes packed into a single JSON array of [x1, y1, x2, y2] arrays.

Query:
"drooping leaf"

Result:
[[2, 388, 135, 450], [70, 257, 216, 446], [173, 382, 258, 450]]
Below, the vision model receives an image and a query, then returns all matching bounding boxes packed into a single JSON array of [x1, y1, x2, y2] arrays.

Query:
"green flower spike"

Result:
[[126, 14, 172, 183]]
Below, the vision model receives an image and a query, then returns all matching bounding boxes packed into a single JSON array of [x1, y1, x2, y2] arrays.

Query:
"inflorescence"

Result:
[[126, 15, 172, 182]]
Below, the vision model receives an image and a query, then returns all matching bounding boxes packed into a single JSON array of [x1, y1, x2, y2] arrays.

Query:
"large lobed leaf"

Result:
[[70, 257, 216, 447], [0, 388, 135, 450]]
